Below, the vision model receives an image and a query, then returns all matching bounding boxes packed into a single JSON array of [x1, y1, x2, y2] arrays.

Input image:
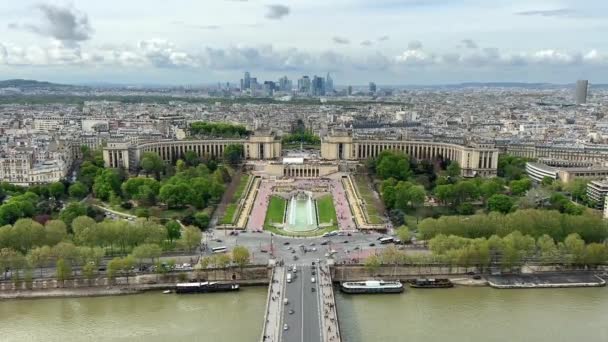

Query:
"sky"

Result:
[[0, 0, 608, 85]]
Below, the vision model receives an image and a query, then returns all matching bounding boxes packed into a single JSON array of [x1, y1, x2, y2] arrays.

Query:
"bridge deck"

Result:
[[261, 263, 341, 342]]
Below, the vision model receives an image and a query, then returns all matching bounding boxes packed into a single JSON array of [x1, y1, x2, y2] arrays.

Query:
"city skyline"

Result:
[[0, 0, 608, 84]]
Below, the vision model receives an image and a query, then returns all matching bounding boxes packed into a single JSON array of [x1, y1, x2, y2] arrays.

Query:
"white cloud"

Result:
[[0, 43, 7, 63], [395, 49, 435, 66], [138, 39, 198, 68], [332, 37, 350, 45], [530, 49, 580, 65], [11, 4, 93, 43], [265, 5, 290, 20], [407, 40, 423, 50]]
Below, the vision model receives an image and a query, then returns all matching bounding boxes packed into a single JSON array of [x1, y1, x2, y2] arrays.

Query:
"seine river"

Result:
[[1, 286, 607, 342]]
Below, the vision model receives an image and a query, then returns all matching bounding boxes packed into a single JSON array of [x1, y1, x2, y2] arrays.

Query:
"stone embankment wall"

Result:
[[331, 265, 477, 282], [0, 266, 270, 299]]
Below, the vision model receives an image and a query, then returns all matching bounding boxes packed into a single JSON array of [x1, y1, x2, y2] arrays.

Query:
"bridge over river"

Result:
[[261, 263, 341, 342]]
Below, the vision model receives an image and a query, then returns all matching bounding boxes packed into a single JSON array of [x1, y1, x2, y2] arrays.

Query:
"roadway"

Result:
[[280, 264, 322, 342], [203, 230, 393, 266]]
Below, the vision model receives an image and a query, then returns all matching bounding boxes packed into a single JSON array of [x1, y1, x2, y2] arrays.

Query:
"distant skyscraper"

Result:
[[263, 81, 275, 97], [244, 71, 251, 90], [347, 85, 353, 96], [298, 76, 311, 94], [326, 72, 334, 93], [369, 82, 377, 93], [279, 76, 292, 92], [312, 76, 326, 96], [576, 80, 588, 105]]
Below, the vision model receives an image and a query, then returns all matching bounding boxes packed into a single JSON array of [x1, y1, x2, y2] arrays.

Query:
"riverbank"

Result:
[[0, 265, 271, 300], [0, 280, 270, 300], [487, 273, 606, 289]]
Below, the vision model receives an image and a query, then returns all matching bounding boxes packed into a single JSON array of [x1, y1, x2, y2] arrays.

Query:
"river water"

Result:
[[1, 286, 607, 342]]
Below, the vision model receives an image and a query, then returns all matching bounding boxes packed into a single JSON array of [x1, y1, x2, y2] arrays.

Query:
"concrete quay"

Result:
[[487, 272, 606, 289]]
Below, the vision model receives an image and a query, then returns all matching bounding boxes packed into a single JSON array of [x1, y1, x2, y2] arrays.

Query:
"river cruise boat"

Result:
[[408, 278, 453, 289], [175, 282, 240, 294], [340, 280, 404, 294]]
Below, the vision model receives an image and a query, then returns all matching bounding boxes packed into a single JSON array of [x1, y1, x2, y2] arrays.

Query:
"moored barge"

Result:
[[175, 282, 240, 294], [340, 280, 404, 294]]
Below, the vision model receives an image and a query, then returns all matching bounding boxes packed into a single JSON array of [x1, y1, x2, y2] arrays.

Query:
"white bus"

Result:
[[212, 246, 228, 254], [379, 237, 394, 244]]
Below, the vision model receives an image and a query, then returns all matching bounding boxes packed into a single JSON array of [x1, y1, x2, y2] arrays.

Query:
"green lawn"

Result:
[[220, 174, 251, 224], [233, 174, 251, 201], [353, 175, 384, 224], [221, 204, 237, 224], [264, 196, 286, 227], [317, 195, 337, 225], [262, 195, 339, 237]]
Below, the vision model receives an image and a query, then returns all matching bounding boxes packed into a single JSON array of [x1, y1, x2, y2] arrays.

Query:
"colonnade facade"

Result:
[[283, 165, 320, 178], [137, 140, 245, 164], [103, 133, 282, 170], [321, 134, 499, 177], [507, 144, 608, 166]]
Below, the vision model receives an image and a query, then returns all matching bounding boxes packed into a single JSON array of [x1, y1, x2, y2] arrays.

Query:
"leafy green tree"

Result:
[[541, 176, 554, 187], [584, 243, 608, 266], [140, 152, 165, 179], [68, 181, 88, 199], [480, 179, 504, 201], [165, 220, 182, 242], [190, 122, 248, 137], [194, 212, 210, 230], [180, 226, 201, 252], [44, 220, 67, 246], [563, 233, 586, 265], [446, 161, 461, 178], [537, 234, 560, 263], [55, 258, 71, 286], [396, 226, 412, 243], [457, 203, 475, 215], [11, 219, 46, 253], [159, 183, 191, 208], [509, 178, 532, 196], [93, 169, 121, 201], [564, 179, 589, 203], [78, 161, 102, 188], [375, 150, 412, 181], [498, 155, 529, 181], [487, 194, 513, 214], [132, 244, 162, 264], [364, 254, 381, 273], [183, 150, 200, 167], [60, 203, 88, 227], [434, 184, 455, 205], [121, 177, 160, 200], [82, 262, 96, 285], [71, 216, 97, 245], [453, 180, 480, 204], [231, 246, 250, 269], [48, 182, 65, 199], [107, 257, 122, 284], [223, 144, 244, 165], [27, 246, 52, 277], [0, 202, 27, 226]]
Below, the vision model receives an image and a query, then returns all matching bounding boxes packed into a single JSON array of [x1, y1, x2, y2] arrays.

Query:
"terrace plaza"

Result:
[[103, 129, 499, 235]]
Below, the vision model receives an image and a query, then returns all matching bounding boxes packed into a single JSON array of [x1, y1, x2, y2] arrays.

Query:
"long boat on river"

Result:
[[408, 278, 454, 289], [175, 282, 240, 294], [340, 280, 404, 294]]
